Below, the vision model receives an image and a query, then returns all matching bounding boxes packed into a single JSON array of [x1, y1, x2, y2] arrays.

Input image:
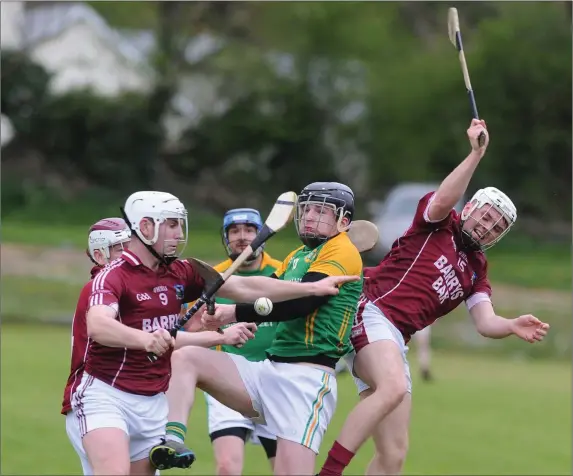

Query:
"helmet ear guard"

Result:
[[336, 208, 353, 233]]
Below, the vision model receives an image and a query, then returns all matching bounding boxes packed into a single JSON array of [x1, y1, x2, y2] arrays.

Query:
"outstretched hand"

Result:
[[312, 275, 361, 296], [511, 314, 550, 343]]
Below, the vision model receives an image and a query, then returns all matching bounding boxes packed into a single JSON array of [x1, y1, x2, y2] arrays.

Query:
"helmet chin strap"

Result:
[[299, 209, 347, 249], [136, 231, 177, 265], [299, 234, 327, 249]]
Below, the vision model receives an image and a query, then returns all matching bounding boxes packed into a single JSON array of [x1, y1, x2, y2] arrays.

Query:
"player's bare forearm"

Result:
[[469, 301, 513, 339], [87, 305, 148, 349], [174, 329, 223, 349], [475, 314, 514, 338], [220, 275, 318, 303], [429, 150, 482, 221]]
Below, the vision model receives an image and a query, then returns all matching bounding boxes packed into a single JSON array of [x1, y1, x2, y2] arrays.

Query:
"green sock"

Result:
[[165, 422, 187, 444]]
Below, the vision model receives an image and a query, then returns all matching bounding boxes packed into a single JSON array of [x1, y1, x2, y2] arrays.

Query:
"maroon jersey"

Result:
[[84, 250, 205, 396], [364, 192, 492, 342], [61, 266, 101, 415]]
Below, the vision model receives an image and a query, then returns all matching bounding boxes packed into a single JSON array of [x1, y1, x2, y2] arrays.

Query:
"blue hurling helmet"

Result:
[[221, 208, 264, 264]]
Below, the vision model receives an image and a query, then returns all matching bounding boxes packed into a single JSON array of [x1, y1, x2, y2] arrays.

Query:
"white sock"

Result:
[[165, 433, 185, 444]]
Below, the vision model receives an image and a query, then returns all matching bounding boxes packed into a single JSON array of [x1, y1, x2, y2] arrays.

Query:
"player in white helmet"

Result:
[[319, 120, 550, 476], [64, 191, 355, 475], [63, 218, 131, 415], [85, 217, 132, 266]]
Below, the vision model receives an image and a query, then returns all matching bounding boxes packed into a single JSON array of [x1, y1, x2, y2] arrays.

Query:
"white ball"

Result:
[[254, 297, 273, 316]]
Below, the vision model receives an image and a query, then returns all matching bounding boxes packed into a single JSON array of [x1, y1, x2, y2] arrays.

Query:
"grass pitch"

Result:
[[1, 324, 570, 475]]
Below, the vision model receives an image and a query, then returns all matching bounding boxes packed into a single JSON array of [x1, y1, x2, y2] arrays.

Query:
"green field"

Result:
[[1, 324, 570, 475], [2, 205, 571, 475]]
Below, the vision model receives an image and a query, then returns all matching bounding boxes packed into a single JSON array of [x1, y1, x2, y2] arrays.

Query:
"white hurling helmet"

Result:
[[87, 217, 131, 263], [122, 191, 188, 261], [461, 186, 517, 250]]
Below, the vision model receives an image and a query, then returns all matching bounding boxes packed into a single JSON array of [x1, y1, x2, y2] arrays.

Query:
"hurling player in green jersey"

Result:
[[150, 183, 362, 475]]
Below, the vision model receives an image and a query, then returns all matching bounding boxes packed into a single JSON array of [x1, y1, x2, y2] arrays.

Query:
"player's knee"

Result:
[[373, 435, 408, 474], [372, 373, 408, 410], [370, 451, 404, 475], [215, 452, 243, 476], [171, 346, 201, 371], [390, 372, 408, 403]]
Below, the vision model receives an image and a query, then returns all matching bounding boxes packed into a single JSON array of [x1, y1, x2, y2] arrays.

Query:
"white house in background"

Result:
[[1, 114, 15, 147], [1, 1, 226, 147], [1, 1, 367, 182], [1, 1, 25, 147], [1, 1, 25, 50], [22, 2, 154, 97]]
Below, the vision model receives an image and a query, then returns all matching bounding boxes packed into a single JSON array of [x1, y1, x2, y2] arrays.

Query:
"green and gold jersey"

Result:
[[266, 232, 363, 360], [182, 252, 282, 362]]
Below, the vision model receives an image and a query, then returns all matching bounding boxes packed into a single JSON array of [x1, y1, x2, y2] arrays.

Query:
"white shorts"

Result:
[[228, 356, 337, 454], [66, 373, 168, 475], [345, 300, 412, 394], [205, 392, 276, 442]]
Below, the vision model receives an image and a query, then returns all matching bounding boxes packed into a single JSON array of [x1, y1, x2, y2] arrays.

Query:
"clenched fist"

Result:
[[144, 329, 174, 356], [223, 322, 258, 347], [467, 119, 489, 153], [202, 303, 237, 331]]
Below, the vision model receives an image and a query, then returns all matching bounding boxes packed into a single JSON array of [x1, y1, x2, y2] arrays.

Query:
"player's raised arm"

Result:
[[427, 119, 489, 221]]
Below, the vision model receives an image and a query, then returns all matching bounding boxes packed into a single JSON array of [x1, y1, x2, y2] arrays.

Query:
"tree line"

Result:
[[2, 2, 571, 223]]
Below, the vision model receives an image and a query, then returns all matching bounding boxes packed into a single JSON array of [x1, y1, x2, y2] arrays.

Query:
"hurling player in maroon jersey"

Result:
[[320, 120, 550, 476], [62, 218, 131, 419], [67, 191, 353, 476], [64, 215, 258, 475]]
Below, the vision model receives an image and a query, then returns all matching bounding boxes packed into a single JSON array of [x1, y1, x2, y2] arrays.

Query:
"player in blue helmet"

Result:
[[222, 208, 265, 266], [201, 208, 283, 474]]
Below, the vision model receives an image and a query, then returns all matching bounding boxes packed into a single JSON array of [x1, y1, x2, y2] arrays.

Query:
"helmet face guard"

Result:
[[221, 208, 263, 265], [460, 187, 517, 250], [295, 182, 355, 249], [154, 212, 189, 262]]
